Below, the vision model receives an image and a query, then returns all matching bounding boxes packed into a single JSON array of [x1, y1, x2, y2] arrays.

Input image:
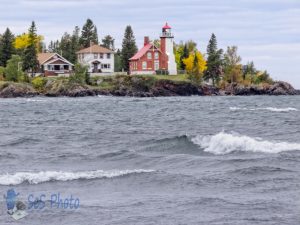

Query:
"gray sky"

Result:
[[1, 0, 299, 88]]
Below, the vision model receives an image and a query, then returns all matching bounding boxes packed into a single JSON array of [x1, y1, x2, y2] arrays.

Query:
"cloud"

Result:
[[0, 0, 299, 87]]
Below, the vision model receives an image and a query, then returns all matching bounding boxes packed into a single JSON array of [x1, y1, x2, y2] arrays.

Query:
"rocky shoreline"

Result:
[[0, 78, 299, 98]]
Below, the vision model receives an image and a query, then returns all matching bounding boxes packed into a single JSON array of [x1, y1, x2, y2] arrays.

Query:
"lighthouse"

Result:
[[160, 23, 177, 75]]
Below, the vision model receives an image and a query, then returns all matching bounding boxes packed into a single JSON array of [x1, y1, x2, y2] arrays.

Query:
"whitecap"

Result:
[[25, 99, 46, 102], [264, 107, 298, 112], [0, 169, 155, 186], [191, 132, 300, 155], [230, 107, 298, 112]]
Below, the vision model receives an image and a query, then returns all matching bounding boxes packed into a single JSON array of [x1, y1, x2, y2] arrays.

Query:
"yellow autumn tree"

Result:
[[14, 33, 44, 52], [183, 51, 207, 75]]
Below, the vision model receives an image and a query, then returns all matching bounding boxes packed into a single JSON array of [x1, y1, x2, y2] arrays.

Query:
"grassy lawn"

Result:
[[152, 74, 189, 82], [127, 74, 189, 82]]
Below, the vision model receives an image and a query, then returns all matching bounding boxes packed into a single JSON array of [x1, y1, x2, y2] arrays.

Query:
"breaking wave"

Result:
[[230, 107, 298, 112], [191, 132, 300, 155], [0, 169, 155, 186]]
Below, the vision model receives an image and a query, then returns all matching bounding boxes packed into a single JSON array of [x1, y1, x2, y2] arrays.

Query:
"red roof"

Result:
[[130, 43, 153, 60], [163, 23, 171, 29]]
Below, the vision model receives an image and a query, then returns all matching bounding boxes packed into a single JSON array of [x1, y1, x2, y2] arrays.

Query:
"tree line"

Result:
[[174, 33, 272, 86], [0, 19, 272, 87], [0, 19, 138, 81]]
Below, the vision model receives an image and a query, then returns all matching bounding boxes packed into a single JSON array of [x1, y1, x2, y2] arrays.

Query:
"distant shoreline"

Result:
[[0, 75, 299, 98]]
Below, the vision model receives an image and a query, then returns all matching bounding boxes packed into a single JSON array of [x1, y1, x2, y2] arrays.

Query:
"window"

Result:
[[94, 54, 98, 59], [100, 53, 103, 59], [101, 64, 111, 69], [147, 52, 152, 60], [155, 52, 159, 60], [142, 61, 147, 70], [107, 53, 111, 59]]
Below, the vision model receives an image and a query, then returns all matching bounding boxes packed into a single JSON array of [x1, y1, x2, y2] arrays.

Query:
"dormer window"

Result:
[[94, 54, 98, 59], [107, 53, 111, 59]]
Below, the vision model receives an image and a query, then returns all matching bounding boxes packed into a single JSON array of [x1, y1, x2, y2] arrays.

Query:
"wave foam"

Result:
[[25, 99, 47, 102], [230, 107, 298, 112], [191, 132, 300, 155], [0, 169, 155, 186]]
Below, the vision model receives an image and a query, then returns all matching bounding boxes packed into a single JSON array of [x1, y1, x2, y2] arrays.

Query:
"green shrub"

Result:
[[69, 63, 89, 85], [254, 71, 273, 84], [187, 73, 203, 85], [5, 55, 23, 82], [32, 76, 46, 91], [0, 66, 5, 81]]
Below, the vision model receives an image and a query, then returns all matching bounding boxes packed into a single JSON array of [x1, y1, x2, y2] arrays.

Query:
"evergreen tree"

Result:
[[70, 26, 80, 63], [0, 28, 15, 67], [243, 61, 256, 81], [207, 34, 217, 56], [101, 35, 115, 51], [48, 27, 79, 63], [22, 21, 39, 76], [59, 32, 73, 61], [192, 52, 199, 74], [204, 33, 223, 86], [49, 40, 61, 53], [180, 44, 189, 70], [121, 25, 137, 72], [79, 19, 98, 48], [114, 49, 122, 72], [48, 40, 58, 53]]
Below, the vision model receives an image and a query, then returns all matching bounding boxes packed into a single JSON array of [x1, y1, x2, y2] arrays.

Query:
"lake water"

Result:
[[0, 96, 300, 224]]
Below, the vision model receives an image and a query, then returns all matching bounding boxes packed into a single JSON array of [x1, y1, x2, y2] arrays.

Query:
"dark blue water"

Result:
[[0, 96, 300, 224]]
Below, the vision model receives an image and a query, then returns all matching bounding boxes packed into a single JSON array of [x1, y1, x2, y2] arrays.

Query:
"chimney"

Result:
[[144, 36, 150, 46]]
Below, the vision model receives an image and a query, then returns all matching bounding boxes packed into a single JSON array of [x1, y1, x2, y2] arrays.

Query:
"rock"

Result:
[[63, 85, 96, 97], [151, 80, 203, 96], [0, 82, 38, 98], [224, 81, 298, 96], [201, 84, 220, 95], [268, 81, 297, 95], [1, 77, 298, 98], [44, 80, 96, 97]]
